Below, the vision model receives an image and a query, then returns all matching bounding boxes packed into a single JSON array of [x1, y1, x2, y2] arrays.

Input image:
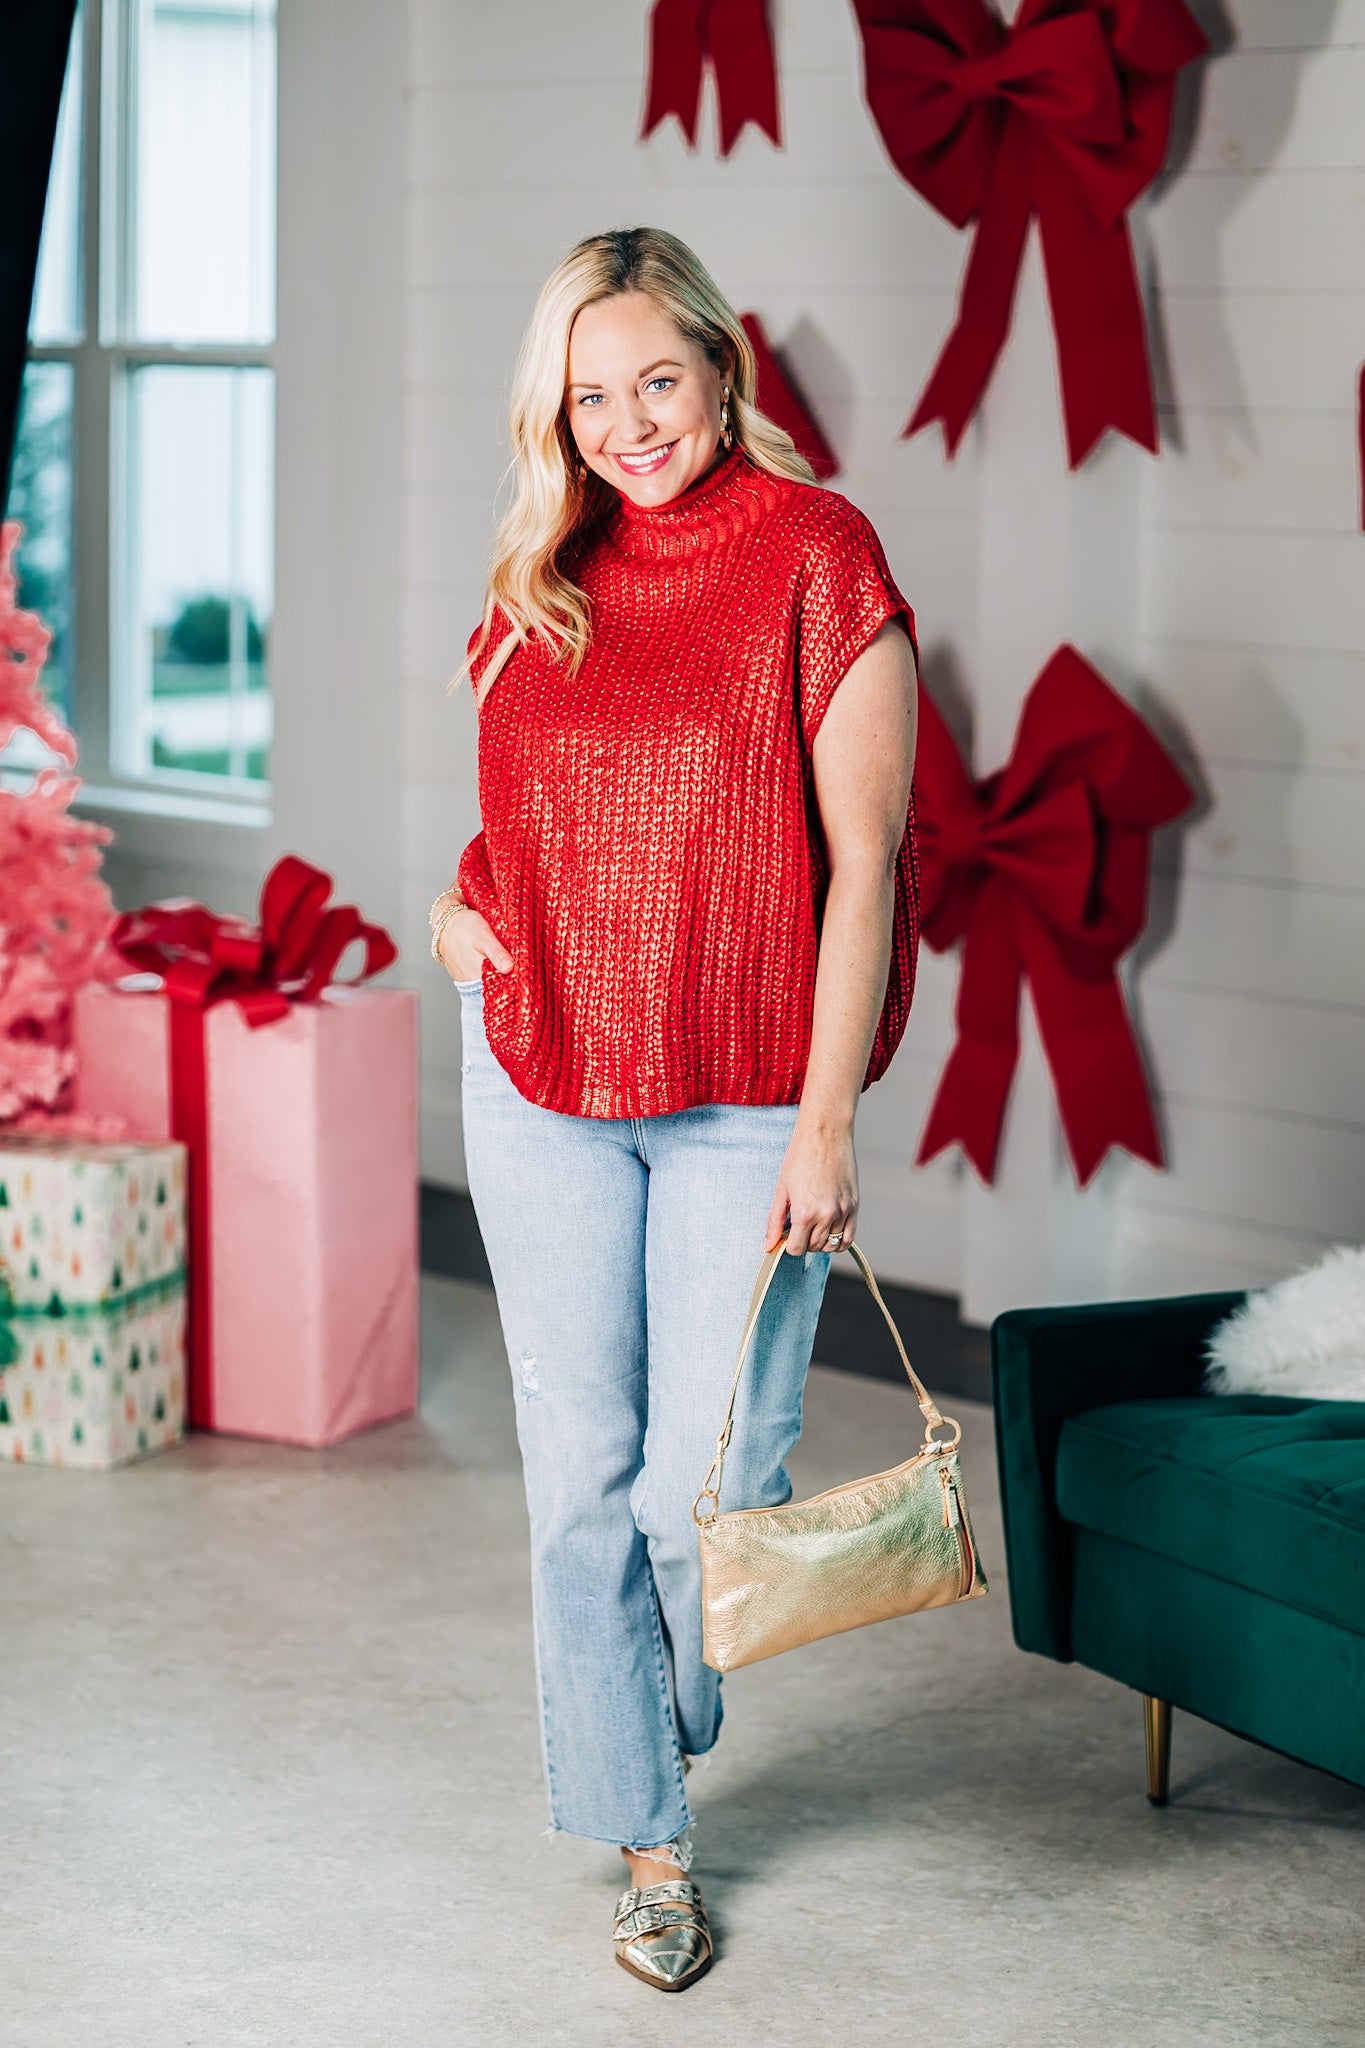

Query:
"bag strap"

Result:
[[691, 1237, 962, 1525]]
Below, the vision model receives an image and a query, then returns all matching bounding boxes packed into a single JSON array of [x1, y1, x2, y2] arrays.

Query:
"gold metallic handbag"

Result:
[[693, 1239, 987, 1672]]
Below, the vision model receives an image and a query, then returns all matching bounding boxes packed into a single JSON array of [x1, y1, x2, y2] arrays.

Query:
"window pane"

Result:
[[131, 0, 277, 344], [28, 4, 84, 346], [5, 362, 76, 733], [122, 364, 273, 784]]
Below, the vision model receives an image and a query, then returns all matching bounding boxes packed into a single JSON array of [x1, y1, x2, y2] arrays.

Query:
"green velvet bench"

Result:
[[991, 1294, 1365, 1802]]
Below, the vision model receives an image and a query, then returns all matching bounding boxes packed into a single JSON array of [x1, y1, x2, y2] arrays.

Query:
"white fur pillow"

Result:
[[1204, 1245, 1365, 1400]]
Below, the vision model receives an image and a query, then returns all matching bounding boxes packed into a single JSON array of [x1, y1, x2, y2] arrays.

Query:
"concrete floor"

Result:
[[4, 1275, 1363, 2048]]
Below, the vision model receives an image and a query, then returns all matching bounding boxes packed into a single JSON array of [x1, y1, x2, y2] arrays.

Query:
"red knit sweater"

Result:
[[457, 445, 920, 1118]]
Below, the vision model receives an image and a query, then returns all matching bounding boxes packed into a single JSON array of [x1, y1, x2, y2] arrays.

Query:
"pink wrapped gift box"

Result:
[[72, 980, 418, 1447]]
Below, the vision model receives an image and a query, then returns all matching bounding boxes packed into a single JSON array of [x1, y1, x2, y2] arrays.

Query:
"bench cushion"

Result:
[[1055, 1395, 1365, 1639]]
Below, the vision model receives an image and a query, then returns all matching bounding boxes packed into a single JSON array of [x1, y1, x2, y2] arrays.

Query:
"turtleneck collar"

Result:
[[605, 443, 776, 560]]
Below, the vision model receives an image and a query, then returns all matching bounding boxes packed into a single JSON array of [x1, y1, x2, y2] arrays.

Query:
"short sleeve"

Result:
[[796, 501, 917, 747]]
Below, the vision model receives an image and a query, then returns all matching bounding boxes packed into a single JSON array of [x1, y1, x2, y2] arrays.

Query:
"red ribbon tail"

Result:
[[166, 994, 215, 1430], [1027, 928, 1165, 1186], [915, 886, 1023, 1182], [708, 0, 781, 153], [916, 1035, 1019, 1182], [905, 129, 1032, 457], [1035, 156, 1158, 469], [641, 0, 707, 146]]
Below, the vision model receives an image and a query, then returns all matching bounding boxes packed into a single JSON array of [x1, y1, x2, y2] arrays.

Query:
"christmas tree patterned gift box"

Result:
[[0, 1136, 188, 1470]]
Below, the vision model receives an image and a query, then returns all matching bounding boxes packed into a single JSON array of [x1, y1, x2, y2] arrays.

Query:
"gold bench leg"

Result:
[[1143, 1695, 1172, 1806]]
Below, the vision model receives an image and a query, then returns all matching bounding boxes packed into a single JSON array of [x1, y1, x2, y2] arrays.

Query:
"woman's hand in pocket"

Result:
[[432, 892, 513, 983]]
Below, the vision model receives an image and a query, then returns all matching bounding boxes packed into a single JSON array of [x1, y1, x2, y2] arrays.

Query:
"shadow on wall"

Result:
[[917, 638, 975, 767], [1143, 0, 1346, 454], [776, 312, 855, 456], [1126, 681, 1208, 1163], [1129, 667, 1306, 1158]]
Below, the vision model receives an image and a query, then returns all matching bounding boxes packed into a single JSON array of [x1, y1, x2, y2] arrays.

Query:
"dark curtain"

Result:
[[0, 0, 80, 515]]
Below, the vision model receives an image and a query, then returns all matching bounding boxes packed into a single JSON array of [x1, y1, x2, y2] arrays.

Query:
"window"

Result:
[[9, 0, 277, 811]]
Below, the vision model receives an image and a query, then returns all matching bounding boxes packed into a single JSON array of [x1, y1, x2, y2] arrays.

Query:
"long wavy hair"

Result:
[[452, 226, 816, 700]]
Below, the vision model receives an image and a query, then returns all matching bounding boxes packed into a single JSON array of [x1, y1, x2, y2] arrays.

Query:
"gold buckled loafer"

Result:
[[612, 1879, 714, 1991]]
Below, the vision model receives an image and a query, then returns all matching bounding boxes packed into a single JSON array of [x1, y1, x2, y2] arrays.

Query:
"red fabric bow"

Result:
[[741, 312, 840, 479], [111, 855, 397, 1426], [914, 648, 1194, 1184], [641, 0, 781, 155], [853, 0, 1207, 467]]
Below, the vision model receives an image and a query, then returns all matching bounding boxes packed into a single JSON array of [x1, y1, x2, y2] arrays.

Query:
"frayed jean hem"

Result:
[[540, 1818, 697, 1872]]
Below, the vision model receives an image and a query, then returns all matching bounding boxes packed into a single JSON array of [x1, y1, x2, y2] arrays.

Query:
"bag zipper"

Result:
[[705, 1441, 943, 1523], [939, 1462, 975, 1598]]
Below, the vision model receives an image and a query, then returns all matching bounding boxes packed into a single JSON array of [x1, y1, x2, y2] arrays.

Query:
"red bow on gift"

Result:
[[853, 0, 1207, 468], [112, 854, 396, 1018], [641, 0, 781, 154], [110, 855, 397, 1426], [914, 648, 1194, 1185]]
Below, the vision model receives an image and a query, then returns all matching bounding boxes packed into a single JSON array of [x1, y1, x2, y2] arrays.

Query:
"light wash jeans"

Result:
[[456, 975, 831, 1856]]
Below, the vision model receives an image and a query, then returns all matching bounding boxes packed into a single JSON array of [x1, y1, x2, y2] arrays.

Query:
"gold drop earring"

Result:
[[719, 387, 733, 450]]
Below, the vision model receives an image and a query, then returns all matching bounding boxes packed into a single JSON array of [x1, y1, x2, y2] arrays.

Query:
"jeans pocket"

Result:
[[454, 975, 485, 995]]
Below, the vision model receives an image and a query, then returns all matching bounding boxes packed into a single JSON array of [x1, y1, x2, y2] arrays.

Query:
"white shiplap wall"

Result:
[[1110, 0, 1365, 1296], [401, 0, 1365, 1305]]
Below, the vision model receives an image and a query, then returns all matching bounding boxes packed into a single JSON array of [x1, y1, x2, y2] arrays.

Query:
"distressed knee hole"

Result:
[[518, 1349, 540, 1399]]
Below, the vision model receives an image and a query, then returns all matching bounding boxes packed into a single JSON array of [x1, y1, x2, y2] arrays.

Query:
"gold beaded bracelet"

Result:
[[429, 897, 466, 965]]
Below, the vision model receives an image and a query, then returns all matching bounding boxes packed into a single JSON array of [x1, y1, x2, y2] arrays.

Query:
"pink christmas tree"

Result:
[[0, 517, 120, 1127]]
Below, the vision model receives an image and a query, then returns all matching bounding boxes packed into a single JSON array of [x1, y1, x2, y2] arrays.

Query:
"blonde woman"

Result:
[[429, 227, 919, 1992]]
